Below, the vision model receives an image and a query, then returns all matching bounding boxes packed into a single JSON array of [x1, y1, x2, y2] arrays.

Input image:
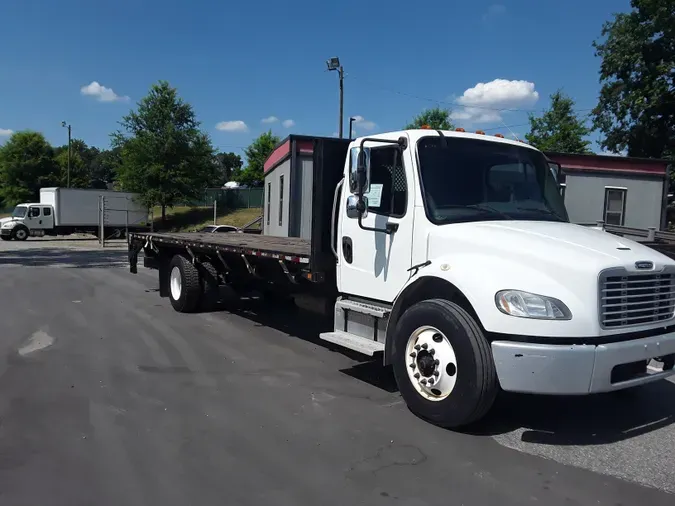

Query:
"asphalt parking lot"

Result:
[[0, 237, 673, 505]]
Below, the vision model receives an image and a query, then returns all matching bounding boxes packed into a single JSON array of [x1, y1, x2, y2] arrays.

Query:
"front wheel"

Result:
[[12, 227, 28, 241], [392, 299, 498, 429]]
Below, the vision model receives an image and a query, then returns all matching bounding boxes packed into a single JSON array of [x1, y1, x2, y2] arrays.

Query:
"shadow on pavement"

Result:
[[0, 247, 128, 268], [468, 379, 675, 444]]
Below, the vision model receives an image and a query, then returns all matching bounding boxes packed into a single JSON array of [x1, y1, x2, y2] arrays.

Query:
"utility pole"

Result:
[[61, 121, 72, 187], [326, 57, 344, 138]]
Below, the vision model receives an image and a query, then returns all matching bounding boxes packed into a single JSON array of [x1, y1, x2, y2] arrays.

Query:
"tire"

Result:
[[392, 298, 498, 429], [198, 261, 220, 311], [12, 227, 28, 241], [168, 254, 202, 313], [0, 236, 11, 241]]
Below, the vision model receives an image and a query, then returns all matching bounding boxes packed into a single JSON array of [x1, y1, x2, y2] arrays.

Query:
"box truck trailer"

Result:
[[127, 130, 675, 428], [1, 188, 149, 241]]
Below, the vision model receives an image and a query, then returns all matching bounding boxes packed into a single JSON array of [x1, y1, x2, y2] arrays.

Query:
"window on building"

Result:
[[366, 146, 407, 217], [278, 175, 284, 226], [604, 187, 626, 225], [559, 183, 566, 200], [266, 182, 271, 226]]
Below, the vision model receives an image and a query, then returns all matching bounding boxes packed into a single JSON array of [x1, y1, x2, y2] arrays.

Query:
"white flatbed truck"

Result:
[[128, 129, 675, 428]]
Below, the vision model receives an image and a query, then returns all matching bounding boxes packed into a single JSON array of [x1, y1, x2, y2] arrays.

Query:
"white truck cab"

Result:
[[0, 203, 54, 240]]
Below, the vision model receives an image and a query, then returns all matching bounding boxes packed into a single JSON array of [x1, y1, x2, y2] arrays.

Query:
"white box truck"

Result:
[[127, 129, 675, 429], [0, 188, 149, 241]]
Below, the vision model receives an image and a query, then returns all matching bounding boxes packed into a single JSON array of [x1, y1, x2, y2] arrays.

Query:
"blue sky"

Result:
[[0, 0, 629, 156]]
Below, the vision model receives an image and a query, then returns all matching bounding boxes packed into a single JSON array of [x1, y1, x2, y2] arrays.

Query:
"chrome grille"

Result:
[[600, 268, 675, 328]]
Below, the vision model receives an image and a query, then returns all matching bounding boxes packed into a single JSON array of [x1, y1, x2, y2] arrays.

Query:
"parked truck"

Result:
[[1, 188, 149, 241], [127, 129, 675, 428]]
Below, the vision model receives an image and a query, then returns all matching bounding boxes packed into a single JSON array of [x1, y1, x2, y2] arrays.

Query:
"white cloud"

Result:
[[483, 4, 506, 22], [451, 79, 539, 124], [0, 128, 13, 136], [352, 115, 377, 131], [282, 119, 295, 128], [80, 81, 129, 102], [261, 116, 278, 124], [215, 120, 248, 132]]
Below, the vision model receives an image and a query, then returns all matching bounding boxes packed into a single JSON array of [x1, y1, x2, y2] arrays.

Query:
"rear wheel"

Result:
[[168, 254, 202, 313], [198, 261, 221, 311], [392, 298, 498, 429]]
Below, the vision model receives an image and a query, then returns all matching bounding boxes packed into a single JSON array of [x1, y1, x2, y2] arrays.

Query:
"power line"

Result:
[[345, 73, 596, 115]]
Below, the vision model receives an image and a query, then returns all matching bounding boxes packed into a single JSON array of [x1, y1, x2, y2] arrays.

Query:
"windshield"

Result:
[[417, 136, 568, 224], [11, 206, 27, 218]]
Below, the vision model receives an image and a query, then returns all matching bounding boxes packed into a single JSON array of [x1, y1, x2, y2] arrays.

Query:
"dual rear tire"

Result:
[[392, 299, 499, 429], [168, 254, 221, 313]]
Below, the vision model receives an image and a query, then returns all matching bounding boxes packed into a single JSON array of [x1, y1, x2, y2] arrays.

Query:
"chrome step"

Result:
[[319, 331, 385, 356], [337, 299, 391, 318]]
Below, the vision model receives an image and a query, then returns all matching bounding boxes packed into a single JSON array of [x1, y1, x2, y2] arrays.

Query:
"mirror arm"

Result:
[[357, 214, 398, 235]]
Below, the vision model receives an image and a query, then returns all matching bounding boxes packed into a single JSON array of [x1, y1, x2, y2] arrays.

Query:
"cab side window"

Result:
[[366, 146, 407, 217], [43, 207, 52, 216], [29, 207, 40, 218]]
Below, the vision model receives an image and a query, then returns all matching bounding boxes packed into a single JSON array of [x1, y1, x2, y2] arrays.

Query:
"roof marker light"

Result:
[[476, 130, 485, 135], [455, 127, 465, 132], [494, 133, 504, 138]]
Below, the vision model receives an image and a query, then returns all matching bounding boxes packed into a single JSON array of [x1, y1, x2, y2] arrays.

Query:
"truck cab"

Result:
[[0, 203, 54, 240]]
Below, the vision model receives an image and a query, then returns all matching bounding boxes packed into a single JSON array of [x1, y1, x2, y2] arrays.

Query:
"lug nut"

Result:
[[414, 373, 420, 379], [433, 371, 439, 377], [415, 344, 421, 351], [432, 333, 443, 343], [434, 359, 440, 366], [422, 343, 428, 349], [409, 363, 416, 369], [420, 379, 427, 385], [428, 378, 435, 385], [429, 349, 435, 355], [410, 352, 416, 358]]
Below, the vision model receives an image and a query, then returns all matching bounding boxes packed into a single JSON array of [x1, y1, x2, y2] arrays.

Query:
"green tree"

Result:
[[525, 91, 591, 153], [112, 81, 217, 220], [0, 131, 58, 207], [405, 107, 455, 130], [216, 151, 243, 185], [238, 131, 279, 185], [89, 147, 122, 189], [592, 0, 674, 162], [53, 139, 96, 188]]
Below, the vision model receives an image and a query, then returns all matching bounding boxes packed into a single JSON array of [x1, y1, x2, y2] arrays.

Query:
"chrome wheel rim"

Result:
[[170, 266, 182, 300], [405, 326, 458, 401]]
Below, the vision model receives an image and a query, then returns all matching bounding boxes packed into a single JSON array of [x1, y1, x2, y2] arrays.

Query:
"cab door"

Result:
[[337, 135, 415, 302], [24, 206, 52, 234]]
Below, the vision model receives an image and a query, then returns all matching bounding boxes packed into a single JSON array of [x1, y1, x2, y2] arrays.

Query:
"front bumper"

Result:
[[492, 331, 675, 394], [0, 228, 12, 236]]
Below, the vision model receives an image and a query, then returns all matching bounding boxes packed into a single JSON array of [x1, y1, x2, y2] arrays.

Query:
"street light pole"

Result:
[[61, 121, 72, 188], [349, 117, 356, 139], [326, 57, 345, 138]]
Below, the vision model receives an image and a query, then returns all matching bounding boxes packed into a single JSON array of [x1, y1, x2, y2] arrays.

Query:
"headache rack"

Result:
[[599, 267, 675, 328]]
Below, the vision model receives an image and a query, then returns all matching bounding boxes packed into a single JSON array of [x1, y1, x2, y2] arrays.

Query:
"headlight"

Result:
[[1, 221, 16, 229], [495, 290, 572, 320]]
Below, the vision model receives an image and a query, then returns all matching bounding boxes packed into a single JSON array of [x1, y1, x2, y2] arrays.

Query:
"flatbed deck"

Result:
[[129, 231, 311, 263]]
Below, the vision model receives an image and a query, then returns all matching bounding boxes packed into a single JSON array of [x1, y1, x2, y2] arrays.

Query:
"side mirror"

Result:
[[349, 147, 371, 196], [548, 161, 562, 184]]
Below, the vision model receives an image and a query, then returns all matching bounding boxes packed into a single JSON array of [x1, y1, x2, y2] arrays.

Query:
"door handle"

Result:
[[342, 236, 353, 264]]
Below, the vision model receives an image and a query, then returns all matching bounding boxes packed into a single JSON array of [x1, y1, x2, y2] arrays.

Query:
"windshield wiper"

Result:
[[516, 206, 565, 221], [439, 204, 512, 219]]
